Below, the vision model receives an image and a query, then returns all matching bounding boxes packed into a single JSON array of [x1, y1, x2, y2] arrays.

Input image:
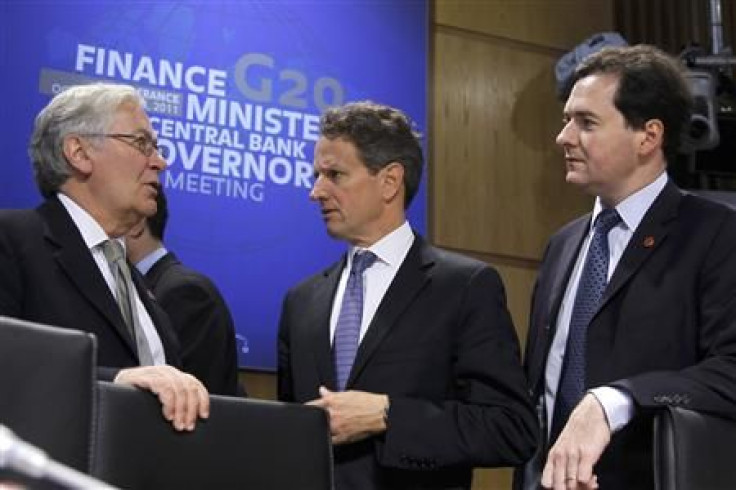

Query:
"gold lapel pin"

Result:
[[643, 236, 655, 248]]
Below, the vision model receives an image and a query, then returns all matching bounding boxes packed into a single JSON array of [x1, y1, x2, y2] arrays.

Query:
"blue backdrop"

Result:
[[0, 1, 428, 370]]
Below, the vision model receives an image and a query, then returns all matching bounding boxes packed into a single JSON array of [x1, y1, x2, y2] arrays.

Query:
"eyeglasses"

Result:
[[81, 133, 169, 159]]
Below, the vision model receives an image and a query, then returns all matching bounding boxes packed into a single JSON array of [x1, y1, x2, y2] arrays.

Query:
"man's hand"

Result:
[[542, 394, 611, 490], [114, 365, 209, 431], [307, 386, 388, 445]]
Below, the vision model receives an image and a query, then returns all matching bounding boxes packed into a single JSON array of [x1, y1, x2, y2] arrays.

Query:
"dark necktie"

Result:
[[333, 251, 377, 391], [101, 239, 154, 366], [550, 208, 621, 444]]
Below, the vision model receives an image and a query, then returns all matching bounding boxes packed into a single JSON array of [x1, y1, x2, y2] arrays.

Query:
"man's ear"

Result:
[[62, 134, 94, 176], [380, 162, 405, 202], [637, 119, 664, 157]]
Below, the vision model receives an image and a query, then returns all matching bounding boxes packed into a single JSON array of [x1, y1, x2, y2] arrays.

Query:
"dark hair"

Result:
[[320, 101, 423, 208], [572, 44, 693, 164], [146, 186, 169, 241]]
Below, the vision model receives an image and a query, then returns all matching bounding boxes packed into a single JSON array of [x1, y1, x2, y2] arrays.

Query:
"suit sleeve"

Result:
[[612, 210, 736, 417], [378, 266, 539, 468]]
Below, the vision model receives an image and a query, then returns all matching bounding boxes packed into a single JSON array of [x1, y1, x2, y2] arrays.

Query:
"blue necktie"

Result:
[[550, 208, 621, 444], [333, 251, 376, 391]]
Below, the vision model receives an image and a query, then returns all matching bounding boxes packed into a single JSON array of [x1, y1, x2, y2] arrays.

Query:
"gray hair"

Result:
[[29, 83, 144, 198]]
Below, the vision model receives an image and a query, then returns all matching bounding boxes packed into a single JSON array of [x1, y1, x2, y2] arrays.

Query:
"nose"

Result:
[[150, 151, 168, 171], [556, 120, 575, 147], [309, 174, 326, 201]]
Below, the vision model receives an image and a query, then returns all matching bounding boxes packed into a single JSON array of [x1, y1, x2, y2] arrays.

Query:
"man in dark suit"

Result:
[[278, 101, 537, 489], [126, 188, 242, 396], [518, 45, 736, 490], [0, 83, 209, 431]]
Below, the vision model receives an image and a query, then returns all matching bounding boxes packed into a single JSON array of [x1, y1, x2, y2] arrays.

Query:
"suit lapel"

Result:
[[38, 198, 138, 355], [131, 264, 180, 364], [599, 182, 681, 310], [528, 218, 589, 388], [347, 236, 432, 387], [311, 258, 345, 389], [547, 220, 589, 338]]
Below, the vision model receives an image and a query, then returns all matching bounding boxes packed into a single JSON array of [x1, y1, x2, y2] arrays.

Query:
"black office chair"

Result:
[[653, 405, 736, 490], [0, 316, 97, 487], [92, 381, 334, 490]]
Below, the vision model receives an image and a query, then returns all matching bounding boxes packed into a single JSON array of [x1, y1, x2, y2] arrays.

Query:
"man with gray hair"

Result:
[[0, 83, 209, 431]]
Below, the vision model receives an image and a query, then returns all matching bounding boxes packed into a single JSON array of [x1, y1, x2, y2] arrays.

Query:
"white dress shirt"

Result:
[[57, 193, 166, 365], [329, 221, 415, 344], [544, 171, 668, 434]]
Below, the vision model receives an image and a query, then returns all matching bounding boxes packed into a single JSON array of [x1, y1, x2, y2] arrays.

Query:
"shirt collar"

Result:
[[592, 171, 668, 232], [136, 247, 169, 275], [57, 192, 120, 251], [347, 221, 414, 269]]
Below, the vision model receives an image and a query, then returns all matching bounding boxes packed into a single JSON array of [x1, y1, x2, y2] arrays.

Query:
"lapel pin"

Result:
[[643, 236, 655, 248]]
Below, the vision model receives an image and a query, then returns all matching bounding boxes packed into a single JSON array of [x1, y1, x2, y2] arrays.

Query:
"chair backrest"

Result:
[[653, 406, 736, 490], [92, 381, 334, 490], [0, 316, 97, 482]]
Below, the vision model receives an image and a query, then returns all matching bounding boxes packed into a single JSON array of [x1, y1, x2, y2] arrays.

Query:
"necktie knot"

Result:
[[101, 239, 125, 265], [594, 208, 621, 235], [351, 251, 377, 276]]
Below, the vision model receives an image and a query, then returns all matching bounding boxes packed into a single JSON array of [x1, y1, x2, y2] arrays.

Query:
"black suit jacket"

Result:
[[278, 234, 538, 490], [518, 182, 736, 489], [144, 252, 241, 396], [0, 197, 180, 380]]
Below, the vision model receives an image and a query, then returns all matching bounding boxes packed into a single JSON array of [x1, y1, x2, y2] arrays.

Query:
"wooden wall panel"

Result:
[[241, 370, 276, 400], [432, 30, 591, 260], [473, 466, 513, 490], [435, 0, 614, 50]]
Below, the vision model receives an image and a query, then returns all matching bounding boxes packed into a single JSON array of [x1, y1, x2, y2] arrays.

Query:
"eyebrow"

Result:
[[140, 130, 156, 139], [563, 109, 599, 120], [314, 158, 341, 170]]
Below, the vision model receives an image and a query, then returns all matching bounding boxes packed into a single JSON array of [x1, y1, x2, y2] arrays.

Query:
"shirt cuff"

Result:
[[589, 386, 635, 433]]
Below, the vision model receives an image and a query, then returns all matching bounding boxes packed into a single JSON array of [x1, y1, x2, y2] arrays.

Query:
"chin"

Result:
[[565, 172, 588, 186], [325, 227, 344, 240], [327, 222, 354, 241], [139, 201, 157, 217]]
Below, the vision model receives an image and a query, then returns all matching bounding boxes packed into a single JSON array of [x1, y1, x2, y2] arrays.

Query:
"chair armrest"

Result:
[[653, 406, 736, 490]]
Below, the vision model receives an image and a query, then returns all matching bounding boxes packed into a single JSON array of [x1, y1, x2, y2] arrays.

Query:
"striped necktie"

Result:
[[333, 251, 377, 391]]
